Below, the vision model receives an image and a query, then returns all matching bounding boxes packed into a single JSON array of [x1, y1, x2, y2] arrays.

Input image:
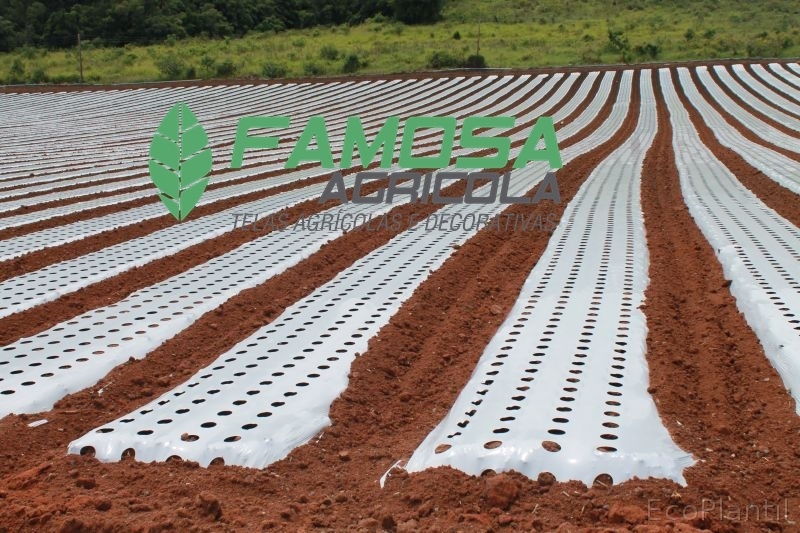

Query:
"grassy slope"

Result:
[[1, 0, 799, 84]]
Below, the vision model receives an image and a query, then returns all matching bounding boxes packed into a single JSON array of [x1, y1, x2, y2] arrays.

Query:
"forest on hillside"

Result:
[[0, 0, 443, 51]]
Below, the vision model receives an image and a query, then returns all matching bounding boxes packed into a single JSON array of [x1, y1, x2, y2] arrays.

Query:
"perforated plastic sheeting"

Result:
[[0, 75, 551, 318], [406, 71, 693, 486], [0, 78, 435, 220], [741, 65, 800, 112], [0, 159, 309, 231], [0, 167, 325, 319], [0, 84, 298, 184], [67, 219, 469, 466], [0, 76, 501, 250], [0, 196, 397, 417], [0, 78, 415, 200], [1, 79, 370, 159], [661, 69, 800, 413], [768, 63, 800, 90], [694, 66, 800, 153], [0, 70, 578, 415], [0, 167, 145, 204], [66, 71, 627, 468], [676, 68, 800, 197], [65, 158, 556, 466], [715, 65, 800, 128]]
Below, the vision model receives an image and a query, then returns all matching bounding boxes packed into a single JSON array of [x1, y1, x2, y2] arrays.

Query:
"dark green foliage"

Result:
[[6, 58, 25, 83], [393, 0, 443, 24], [303, 61, 324, 75], [341, 52, 361, 73], [199, 55, 216, 77], [0, 16, 18, 52], [0, 0, 397, 51], [29, 66, 48, 83], [215, 59, 237, 77], [262, 62, 288, 78], [464, 54, 486, 68], [155, 53, 186, 79], [634, 42, 661, 59], [427, 52, 487, 70], [319, 44, 339, 60], [607, 29, 631, 62], [427, 50, 462, 68]]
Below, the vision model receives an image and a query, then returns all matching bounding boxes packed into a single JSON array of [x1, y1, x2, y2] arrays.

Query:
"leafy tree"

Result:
[[0, 16, 17, 52], [0, 0, 426, 52], [184, 4, 234, 38], [393, 0, 444, 24]]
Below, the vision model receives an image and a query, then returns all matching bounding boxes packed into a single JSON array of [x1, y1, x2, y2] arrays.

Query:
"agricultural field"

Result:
[[0, 61, 799, 531]]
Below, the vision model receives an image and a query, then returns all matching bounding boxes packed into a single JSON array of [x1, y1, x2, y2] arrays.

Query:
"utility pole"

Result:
[[78, 32, 84, 83]]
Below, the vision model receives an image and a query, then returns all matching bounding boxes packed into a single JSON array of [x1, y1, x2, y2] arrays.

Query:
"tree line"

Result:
[[0, 0, 443, 52]]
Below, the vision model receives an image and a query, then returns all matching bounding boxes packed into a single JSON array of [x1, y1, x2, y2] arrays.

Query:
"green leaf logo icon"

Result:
[[149, 102, 212, 221]]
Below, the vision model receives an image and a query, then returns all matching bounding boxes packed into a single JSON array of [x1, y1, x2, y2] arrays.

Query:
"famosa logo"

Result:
[[148, 102, 563, 222], [149, 102, 213, 221]]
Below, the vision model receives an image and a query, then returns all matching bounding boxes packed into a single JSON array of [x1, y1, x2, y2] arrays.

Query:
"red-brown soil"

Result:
[[1, 64, 800, 532]]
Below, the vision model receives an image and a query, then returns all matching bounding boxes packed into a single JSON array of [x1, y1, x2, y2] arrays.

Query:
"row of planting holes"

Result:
[[695, 169, 800, 334], [431, 172, 631, 457], [86, 228, 453, 457], [0, 231, 306, 395]]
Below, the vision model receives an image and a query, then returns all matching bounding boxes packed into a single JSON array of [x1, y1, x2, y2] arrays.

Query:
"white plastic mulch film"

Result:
[[407, 70, 694, 486], [65, 72, 628, 468]]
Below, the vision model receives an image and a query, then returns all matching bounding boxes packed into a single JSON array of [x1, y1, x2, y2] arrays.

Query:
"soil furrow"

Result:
[[741, 63, 800, 112], [689, 67, 800, 164], [627, 70, 800, 531], [672, 69, 800, 230], [2, 65, 797, 532], [0, 74, 574, 343], [0, 72, 620, 530], [708, 65, 800, 133], [0, 70, 636, 531]]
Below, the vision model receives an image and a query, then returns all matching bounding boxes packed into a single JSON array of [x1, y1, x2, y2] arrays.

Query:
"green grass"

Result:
[[1, 0, 799, 85]]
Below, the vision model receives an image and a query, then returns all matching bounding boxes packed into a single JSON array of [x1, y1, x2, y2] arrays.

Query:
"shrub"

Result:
[[199, 55, 216, 77], [7, 58, 26, 84], [453, 31, 461, 40], [256, 16, 285, 33], [262, 62, 289, 78], [28, 67, 48, 83], [607, 29, 631, 62], [464, 54, 487, 68], [342, 53, 362, 73], [156, 53, 186, 79], [634, 42, 661, 59], [393, 0, 444, 25], [320, 44, 339, 60], [303, 62, 325, 76], [427, 50, 462, 69], [48, 73, 81, 84], [385, 22, 404, 35], [215, 60, 237, 78]]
